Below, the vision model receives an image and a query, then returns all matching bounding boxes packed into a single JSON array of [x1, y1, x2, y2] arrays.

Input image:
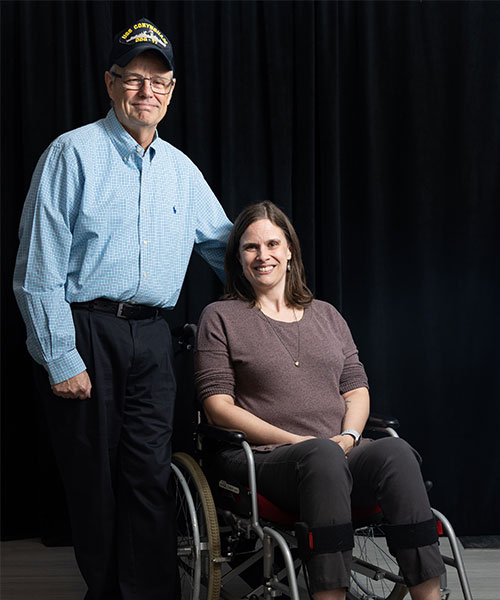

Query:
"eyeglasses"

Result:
[[110, 72, 174, 95]]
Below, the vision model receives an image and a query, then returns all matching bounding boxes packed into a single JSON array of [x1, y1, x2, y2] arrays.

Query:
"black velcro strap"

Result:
[[383, 518, 439, 554], [295, 522, 354, 560]]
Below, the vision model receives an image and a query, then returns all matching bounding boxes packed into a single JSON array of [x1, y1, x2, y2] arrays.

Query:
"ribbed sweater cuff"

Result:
[[339, 380, 369, 395], [198, 385, 235, 402]]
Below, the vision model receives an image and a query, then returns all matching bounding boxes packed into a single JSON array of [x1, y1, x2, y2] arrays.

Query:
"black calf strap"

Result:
[[383, 518, 439, 555], [295, 522, 354, 560]]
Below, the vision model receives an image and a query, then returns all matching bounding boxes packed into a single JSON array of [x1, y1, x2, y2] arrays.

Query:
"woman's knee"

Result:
[[388, 437, 422, 470], [358, 438, 432, 519], [295, 438, 352, 492], [364, 437, 422, 474], [350, 437, 425, 504], [297, 438, 348, 473]]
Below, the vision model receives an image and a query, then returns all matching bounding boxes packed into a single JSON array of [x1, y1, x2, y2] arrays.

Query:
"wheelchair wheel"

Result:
[[173, 452, 222, 600], [349, 524, 408, 600]]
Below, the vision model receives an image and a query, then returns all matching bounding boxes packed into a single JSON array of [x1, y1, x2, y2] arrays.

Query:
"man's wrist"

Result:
[[46, 349, 87, 385]]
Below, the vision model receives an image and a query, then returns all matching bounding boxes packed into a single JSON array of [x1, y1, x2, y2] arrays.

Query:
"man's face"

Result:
[[105, 52, 175, 138]]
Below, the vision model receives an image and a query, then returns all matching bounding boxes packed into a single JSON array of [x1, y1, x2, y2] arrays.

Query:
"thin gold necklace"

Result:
[[260, 307, 301, 367]]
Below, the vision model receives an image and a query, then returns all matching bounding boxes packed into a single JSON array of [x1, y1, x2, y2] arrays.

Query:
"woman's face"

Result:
[[238, 218, 292, 297]]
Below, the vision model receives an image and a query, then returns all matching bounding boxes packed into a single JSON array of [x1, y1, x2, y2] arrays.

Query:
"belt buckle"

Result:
[[116, 302, 128, 318]]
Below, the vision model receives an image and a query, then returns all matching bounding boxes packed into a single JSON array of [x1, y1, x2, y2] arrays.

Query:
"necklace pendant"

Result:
[[294, 360, 300, 367]]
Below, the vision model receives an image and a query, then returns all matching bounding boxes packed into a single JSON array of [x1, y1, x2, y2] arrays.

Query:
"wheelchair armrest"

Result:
[[366, 413, 400, 429], [198, 422, 247, 446]]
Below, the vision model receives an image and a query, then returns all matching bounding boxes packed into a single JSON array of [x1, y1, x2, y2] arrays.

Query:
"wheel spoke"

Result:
[[350, 525, 408, 600]]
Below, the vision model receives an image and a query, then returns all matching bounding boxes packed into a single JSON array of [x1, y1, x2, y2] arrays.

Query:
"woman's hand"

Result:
[[331, 434, 355, 454]]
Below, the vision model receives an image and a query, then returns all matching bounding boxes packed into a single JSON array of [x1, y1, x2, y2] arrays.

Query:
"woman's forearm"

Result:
[[330, 386, 370, 453], [341, 386, 370, 435], [203, 394, 309, 445]]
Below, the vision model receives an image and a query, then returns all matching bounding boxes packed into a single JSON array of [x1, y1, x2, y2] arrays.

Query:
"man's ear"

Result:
[[104, 71, 114, 98]]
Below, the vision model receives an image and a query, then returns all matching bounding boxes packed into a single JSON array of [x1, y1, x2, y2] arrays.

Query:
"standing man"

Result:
[[13, 18, 232, 600]]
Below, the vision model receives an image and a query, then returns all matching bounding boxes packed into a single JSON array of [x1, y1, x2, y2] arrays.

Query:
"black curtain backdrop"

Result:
[[2, 0, 499, 541]]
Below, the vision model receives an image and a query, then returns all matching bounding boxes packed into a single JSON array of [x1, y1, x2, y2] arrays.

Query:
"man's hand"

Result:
[[51, 371, 92, 400]]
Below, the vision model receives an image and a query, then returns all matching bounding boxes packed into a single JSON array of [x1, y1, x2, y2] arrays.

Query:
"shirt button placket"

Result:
[[139, 155, 149, 289]]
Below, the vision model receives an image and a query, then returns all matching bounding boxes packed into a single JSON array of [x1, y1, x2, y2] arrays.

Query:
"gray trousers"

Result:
[[217, 437, 445, 593]]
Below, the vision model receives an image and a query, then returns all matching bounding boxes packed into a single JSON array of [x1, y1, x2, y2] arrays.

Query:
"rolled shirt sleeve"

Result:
[[193, 169, 232, 282]]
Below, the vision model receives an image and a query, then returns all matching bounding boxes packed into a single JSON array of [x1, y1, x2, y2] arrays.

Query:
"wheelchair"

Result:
[[170, 325, 473, 600]]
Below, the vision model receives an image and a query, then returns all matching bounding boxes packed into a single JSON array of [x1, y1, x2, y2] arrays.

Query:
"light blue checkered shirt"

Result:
[[14, 109, 232, 385]]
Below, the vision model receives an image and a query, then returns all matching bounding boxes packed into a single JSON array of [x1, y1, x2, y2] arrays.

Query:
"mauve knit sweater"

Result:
[[195, 299, 369, 441]]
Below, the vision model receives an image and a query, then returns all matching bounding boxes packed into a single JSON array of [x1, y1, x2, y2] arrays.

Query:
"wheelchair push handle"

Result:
[[172, 323, 198, 353]]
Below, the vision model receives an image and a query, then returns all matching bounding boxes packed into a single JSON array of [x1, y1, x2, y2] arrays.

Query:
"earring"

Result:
[[287, 261, 291, 272]]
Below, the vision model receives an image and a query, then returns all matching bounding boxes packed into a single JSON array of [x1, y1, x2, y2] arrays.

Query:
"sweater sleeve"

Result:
[[336, 311, 369, 395], [194, 303, 236, 401]]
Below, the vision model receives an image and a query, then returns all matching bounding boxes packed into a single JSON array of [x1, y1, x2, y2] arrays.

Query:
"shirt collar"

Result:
[[104, 108, 158, 161]]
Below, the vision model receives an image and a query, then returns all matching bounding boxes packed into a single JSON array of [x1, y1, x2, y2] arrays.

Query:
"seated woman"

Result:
[[194, 201, 445, 600]]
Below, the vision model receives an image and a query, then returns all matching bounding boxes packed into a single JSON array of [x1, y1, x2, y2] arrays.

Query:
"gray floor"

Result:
[[1, 537, 499, 600]]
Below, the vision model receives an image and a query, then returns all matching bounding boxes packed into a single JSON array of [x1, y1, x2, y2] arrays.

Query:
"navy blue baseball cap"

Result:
[[109, 18, 175, 74]]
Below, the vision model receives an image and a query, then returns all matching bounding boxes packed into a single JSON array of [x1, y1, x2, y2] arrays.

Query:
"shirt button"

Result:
[[143, 272, 147, 278], [123, 156, 128, 162], [136, 146, 142, 153], [143, 240, 148, 245]]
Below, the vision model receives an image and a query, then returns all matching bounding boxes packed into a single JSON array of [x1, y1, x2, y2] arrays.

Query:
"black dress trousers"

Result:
[[34, 308, 177, 600]]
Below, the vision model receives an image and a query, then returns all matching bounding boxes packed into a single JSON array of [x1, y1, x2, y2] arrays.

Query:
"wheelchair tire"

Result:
[[173, 452, 222, 600], [349, 524, 408, 600]]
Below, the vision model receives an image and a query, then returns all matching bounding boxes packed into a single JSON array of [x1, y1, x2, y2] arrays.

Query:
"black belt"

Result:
[[71, 298, 161, 320]]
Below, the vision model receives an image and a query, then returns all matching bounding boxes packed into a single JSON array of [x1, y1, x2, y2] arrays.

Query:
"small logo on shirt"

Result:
[[172, 206, 177, 214]]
